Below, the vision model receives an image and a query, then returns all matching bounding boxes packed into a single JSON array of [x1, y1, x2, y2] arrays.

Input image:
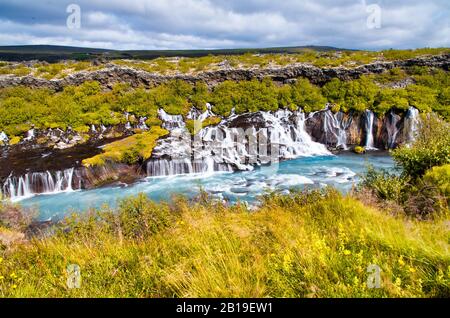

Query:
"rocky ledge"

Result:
[[0, 54, 449, 90]]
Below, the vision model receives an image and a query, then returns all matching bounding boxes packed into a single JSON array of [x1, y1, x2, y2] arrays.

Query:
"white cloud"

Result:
[[0, 0, 448, 50]]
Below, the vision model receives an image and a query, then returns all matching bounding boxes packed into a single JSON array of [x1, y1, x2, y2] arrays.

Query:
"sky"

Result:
[[0, 0, 448, 50]]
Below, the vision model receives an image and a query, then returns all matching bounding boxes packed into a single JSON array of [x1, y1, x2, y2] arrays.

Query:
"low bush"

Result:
[[392, 114, 450, 179], [423, 164, 450, 199]]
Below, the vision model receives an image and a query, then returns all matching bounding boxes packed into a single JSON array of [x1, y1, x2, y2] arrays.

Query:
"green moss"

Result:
[[353, 146, 366, 154], [185, 116, 222, 135], [82, 126, 169, 167], [8, 136, 21, 145]]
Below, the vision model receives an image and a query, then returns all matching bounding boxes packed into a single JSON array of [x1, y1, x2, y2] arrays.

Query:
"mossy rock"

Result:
[[353, 146, 366, 154], [9, 136, 21, 145], [82, 126, 169, 167]]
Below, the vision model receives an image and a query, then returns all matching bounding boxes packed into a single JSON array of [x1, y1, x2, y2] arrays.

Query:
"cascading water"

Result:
[[403, 107, 420, 145], [1, 168, 77, 201], [146, 158, 232, 177], [322, 110, 351, 150], [385, 110, 401, 149], [24, 128, 35, 141], [149, 107, 331, 177], [364, 110, 377, 150], [263, 110, 330, 158], [158, 109, 185, 130], [0, 131, 8, 144]]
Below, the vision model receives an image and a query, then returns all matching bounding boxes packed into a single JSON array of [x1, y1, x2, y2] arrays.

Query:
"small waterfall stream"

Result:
[[385, 110, 401, 149], [403, 107, 420, 145], [364, 110, 377, 150], [322, 110, 351, 150], [2, 168, 78, 201]]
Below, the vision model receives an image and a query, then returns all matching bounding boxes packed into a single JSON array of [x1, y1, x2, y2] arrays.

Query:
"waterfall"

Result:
[[403, 107, 420, 145], [364, 110, 377, 150], [263, 110, 330, 158], [323, 110, 350, 150], [146, 158, 232, 177], [158, 109, 185, 130], [385, 110, 401, 149], [148, 108, 331, 177], [0, 131, 8, 144], [137, 117, 149, 130], [186, 103, 214, 121], [24, 128, 35, 141], [2, 168, 78, 201]]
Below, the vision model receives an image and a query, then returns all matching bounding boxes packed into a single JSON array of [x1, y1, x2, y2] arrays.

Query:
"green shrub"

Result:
[[392, 114, 450, 178], [423, 164, 450, 198], [117, 193, 173, 239], [360, 165, 408, 202]]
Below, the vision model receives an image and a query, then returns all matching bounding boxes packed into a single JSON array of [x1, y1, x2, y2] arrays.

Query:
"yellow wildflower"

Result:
[[10, 273, 17, 279], [12, 284, 17, 289], [0, 275, 4, 280], [408, 266, 416, 273], [398, 256, 405, 267], [343, 249, 351, 256]]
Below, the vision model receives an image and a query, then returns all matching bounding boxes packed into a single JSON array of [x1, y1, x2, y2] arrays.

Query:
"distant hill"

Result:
[[0, 44, 350, 62]]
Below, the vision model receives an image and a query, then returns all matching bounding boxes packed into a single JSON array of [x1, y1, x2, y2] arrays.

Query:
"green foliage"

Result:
[[406, 85, 438, 113], [374, 88, 409, 114], [381, 48, 450, 61], [392, 114, 450, 179], [116, 194, 174, 239], [373, 68, 408, 84], [362, 115, 450, 217], [191, 81, 209, 110], [423, 164, 450, 199], [291, 78, 326, 112], [360, 166, 408, 202], [0, 67, 449, 138]]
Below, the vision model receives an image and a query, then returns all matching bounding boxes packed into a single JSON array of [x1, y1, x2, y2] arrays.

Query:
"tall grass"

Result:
[[0, 189, 449, 297]]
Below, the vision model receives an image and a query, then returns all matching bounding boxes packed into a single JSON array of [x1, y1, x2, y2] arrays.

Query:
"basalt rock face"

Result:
[[0, 54, 449, 90], [77, 162, 144, 189], [304, 107, 418, 150]]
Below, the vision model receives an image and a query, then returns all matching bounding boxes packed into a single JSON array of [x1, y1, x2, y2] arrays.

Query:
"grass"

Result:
[[0, 189, 448, 297], [82, 126, 169, 167]]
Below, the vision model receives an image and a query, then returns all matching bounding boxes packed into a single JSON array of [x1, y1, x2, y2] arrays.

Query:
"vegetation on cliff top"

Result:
[[0, 66, 448, 142], [1, 47, 448, 78]]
